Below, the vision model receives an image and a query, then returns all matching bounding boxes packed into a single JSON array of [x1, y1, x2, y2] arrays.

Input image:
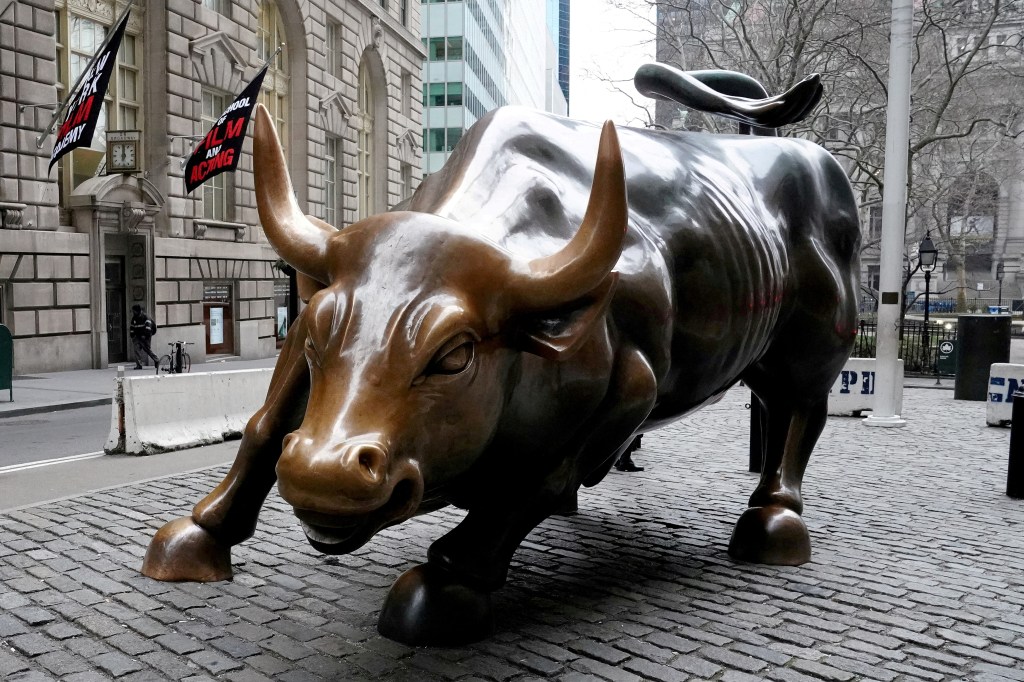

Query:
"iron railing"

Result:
[[852, 320, 958, 374]]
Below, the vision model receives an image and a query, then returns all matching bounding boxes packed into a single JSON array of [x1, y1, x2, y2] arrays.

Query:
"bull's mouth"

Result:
[[294, 478, 421, 555]]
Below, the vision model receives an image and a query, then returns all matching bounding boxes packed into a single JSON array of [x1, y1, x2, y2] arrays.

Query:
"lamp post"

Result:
[[997, 262, 1005, 308], [919, 233, 938, 373]]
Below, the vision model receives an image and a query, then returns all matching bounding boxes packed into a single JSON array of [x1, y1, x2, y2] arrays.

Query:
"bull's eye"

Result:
[[432, 343, 473, 374], [420, 333, 476, 382]]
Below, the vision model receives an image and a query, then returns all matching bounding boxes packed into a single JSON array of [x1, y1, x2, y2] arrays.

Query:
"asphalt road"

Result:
[[0, 404, 236, 511], [0, 404, 111, 468]]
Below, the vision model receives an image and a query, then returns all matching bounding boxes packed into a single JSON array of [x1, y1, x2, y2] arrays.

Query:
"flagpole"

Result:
[[36, 0, 135, 147], [182, 44, 282, 163]]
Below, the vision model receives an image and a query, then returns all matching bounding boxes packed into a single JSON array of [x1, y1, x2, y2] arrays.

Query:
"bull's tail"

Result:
[[634, 63, 822, 136]]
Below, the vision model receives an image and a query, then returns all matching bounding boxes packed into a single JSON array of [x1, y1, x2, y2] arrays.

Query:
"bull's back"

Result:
[[414, 108, 859, 415]]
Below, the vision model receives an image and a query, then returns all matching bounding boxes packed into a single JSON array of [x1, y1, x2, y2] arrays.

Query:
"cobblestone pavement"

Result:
[[3, 387, 1024, 681]]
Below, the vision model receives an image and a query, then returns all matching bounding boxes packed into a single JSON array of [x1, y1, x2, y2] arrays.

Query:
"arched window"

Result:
[[357, 58, 375, 219], [54, 0, 142, 217]]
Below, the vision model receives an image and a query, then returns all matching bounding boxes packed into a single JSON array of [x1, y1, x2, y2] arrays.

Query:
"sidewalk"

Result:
[[2, 386, 1023, 680], [0, 356, 279, 419], [2, 355, 972, 420]]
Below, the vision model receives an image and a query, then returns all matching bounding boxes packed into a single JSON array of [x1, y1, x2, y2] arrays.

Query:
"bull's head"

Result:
[[252, 104, 626, 554]]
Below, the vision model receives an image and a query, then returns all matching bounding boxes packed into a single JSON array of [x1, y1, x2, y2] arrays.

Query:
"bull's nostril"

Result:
[[349, 443, 388, 485]]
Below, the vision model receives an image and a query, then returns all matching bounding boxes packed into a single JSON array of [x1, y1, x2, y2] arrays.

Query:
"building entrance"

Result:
[[105, 257, 127, 363]]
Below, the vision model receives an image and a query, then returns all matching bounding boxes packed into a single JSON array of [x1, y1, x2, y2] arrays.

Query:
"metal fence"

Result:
[[852, 320, 958, 374]]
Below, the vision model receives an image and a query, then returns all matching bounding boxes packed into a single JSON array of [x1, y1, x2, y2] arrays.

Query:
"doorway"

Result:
[[105, 257, 127, 362], [203, 281, 234, 356]]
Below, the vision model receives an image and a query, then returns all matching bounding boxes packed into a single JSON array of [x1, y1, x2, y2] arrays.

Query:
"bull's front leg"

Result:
[[141, 313, 311, 582], [377, 345, 657, 645]]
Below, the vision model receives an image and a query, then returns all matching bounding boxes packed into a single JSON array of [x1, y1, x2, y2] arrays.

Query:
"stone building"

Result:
[[0, 0, 423, 373]]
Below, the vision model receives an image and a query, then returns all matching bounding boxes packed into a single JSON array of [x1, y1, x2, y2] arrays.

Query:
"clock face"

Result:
[[111, 142, 136, 170]]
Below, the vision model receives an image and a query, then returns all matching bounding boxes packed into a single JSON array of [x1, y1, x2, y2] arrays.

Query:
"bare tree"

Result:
[[608, 0, 1024, 310]]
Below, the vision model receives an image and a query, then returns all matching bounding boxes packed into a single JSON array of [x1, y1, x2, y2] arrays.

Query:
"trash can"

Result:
[[955, 314, 1011, 401]]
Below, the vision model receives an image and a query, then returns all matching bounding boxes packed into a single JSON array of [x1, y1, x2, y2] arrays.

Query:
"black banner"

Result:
[[185, 66, 268, 193], [48, 9, 129, 172]]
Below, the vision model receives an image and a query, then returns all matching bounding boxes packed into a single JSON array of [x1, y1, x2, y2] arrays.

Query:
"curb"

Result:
[[0, 398, 111, 419]]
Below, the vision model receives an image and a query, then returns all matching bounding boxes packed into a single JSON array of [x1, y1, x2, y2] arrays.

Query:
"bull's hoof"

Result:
[[727, 505, 810, 566], [378, 563, 494, 646], [141, 516, 233, 582]]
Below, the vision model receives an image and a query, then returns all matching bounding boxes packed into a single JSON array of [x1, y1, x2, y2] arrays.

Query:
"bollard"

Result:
[[1008, 391, 1024, 498], [749, 393, 764, 473]]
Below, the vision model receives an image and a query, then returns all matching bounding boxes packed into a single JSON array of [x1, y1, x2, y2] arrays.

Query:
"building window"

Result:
[[446, 82, 462, 106], [401, 163, 413, 200], [868, 205, 882, 241], [446, 36, 463, 60], [425, 83, 444, 107], [201, 90, 230, 221], [257, 0, 286, 70], [202, 0, 228, 15], [400, 0, 408, 24], [117, 34, 140, 129], [380, 0, 389, 9], [257, 1, 289, 157], [446, 127, 462, 151], [425, 36, 464, 61], [426, 37, 445, 61], [425, 127, 463, 152], [324, 135, 339, 228], [54, 2, 143, 213], [326, 21, 342, 78], [357, 59, 374, 219], [401, 70, 412, 118]]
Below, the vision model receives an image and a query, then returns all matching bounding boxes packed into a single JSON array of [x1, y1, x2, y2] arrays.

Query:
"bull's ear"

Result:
[[297, 273, 325, 303], [515, 274, 617, 361]]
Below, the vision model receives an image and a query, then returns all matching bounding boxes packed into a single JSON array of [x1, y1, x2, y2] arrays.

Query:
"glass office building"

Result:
[[422, 0, 568, 174]]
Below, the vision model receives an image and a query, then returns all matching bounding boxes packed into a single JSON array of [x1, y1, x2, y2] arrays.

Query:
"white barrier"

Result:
[[104, 368, 273, 455], [987, 363, 1024, 427], [828, 358, 903, 417]]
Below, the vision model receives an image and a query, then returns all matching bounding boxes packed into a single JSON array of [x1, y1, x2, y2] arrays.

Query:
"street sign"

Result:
[[938, 339, 957, 376]]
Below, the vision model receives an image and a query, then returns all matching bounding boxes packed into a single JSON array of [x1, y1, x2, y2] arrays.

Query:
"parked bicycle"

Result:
[[157, 341, 194, 375]]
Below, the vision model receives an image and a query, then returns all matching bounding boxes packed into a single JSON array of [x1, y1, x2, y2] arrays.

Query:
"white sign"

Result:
[[210, 307, 224, 345], [277, 306, 288, 338]]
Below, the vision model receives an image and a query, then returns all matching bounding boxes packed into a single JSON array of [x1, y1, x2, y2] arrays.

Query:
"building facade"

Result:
[[0, 0, 424, 374], [421, 0, 567, 175]]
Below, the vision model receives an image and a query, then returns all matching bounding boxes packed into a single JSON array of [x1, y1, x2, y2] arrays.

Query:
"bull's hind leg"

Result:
[[727, 382, 828, 565], [378, 345, 657, 645], [141, 313, 310, 582]]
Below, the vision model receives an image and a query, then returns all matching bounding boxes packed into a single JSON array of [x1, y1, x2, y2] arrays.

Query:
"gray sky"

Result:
[[569, 0, 656, 127]]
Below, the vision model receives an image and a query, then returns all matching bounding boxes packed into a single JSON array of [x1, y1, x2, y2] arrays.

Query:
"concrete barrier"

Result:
[[105, 368, 273, 455], [828, 358, 903, 417], [987, 363, 1024, 427]]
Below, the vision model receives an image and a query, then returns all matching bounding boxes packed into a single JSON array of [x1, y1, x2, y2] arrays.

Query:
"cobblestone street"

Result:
[[3, 387, 1024, 681]]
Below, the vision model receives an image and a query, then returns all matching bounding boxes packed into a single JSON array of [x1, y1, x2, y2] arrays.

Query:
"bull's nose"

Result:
[[277, 433, 394, 509]]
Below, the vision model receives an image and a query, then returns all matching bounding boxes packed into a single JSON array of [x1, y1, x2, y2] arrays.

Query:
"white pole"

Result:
[[864, 0, 914, 428]]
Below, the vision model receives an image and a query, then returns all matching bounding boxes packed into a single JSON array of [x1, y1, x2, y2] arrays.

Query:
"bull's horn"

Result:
[[510, 120, 627, 309], [253, 104, 334, 284]]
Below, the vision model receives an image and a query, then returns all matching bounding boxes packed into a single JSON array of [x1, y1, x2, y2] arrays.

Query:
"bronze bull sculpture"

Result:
[[143, 66, 860, 646]]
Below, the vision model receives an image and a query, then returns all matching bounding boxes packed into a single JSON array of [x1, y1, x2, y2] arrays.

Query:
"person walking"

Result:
[[129, 304, 159, 369]]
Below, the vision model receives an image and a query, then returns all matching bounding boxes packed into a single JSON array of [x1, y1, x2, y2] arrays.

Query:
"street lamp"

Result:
[[997, 262, 1005, 308], [919, 233, 939, 375]]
